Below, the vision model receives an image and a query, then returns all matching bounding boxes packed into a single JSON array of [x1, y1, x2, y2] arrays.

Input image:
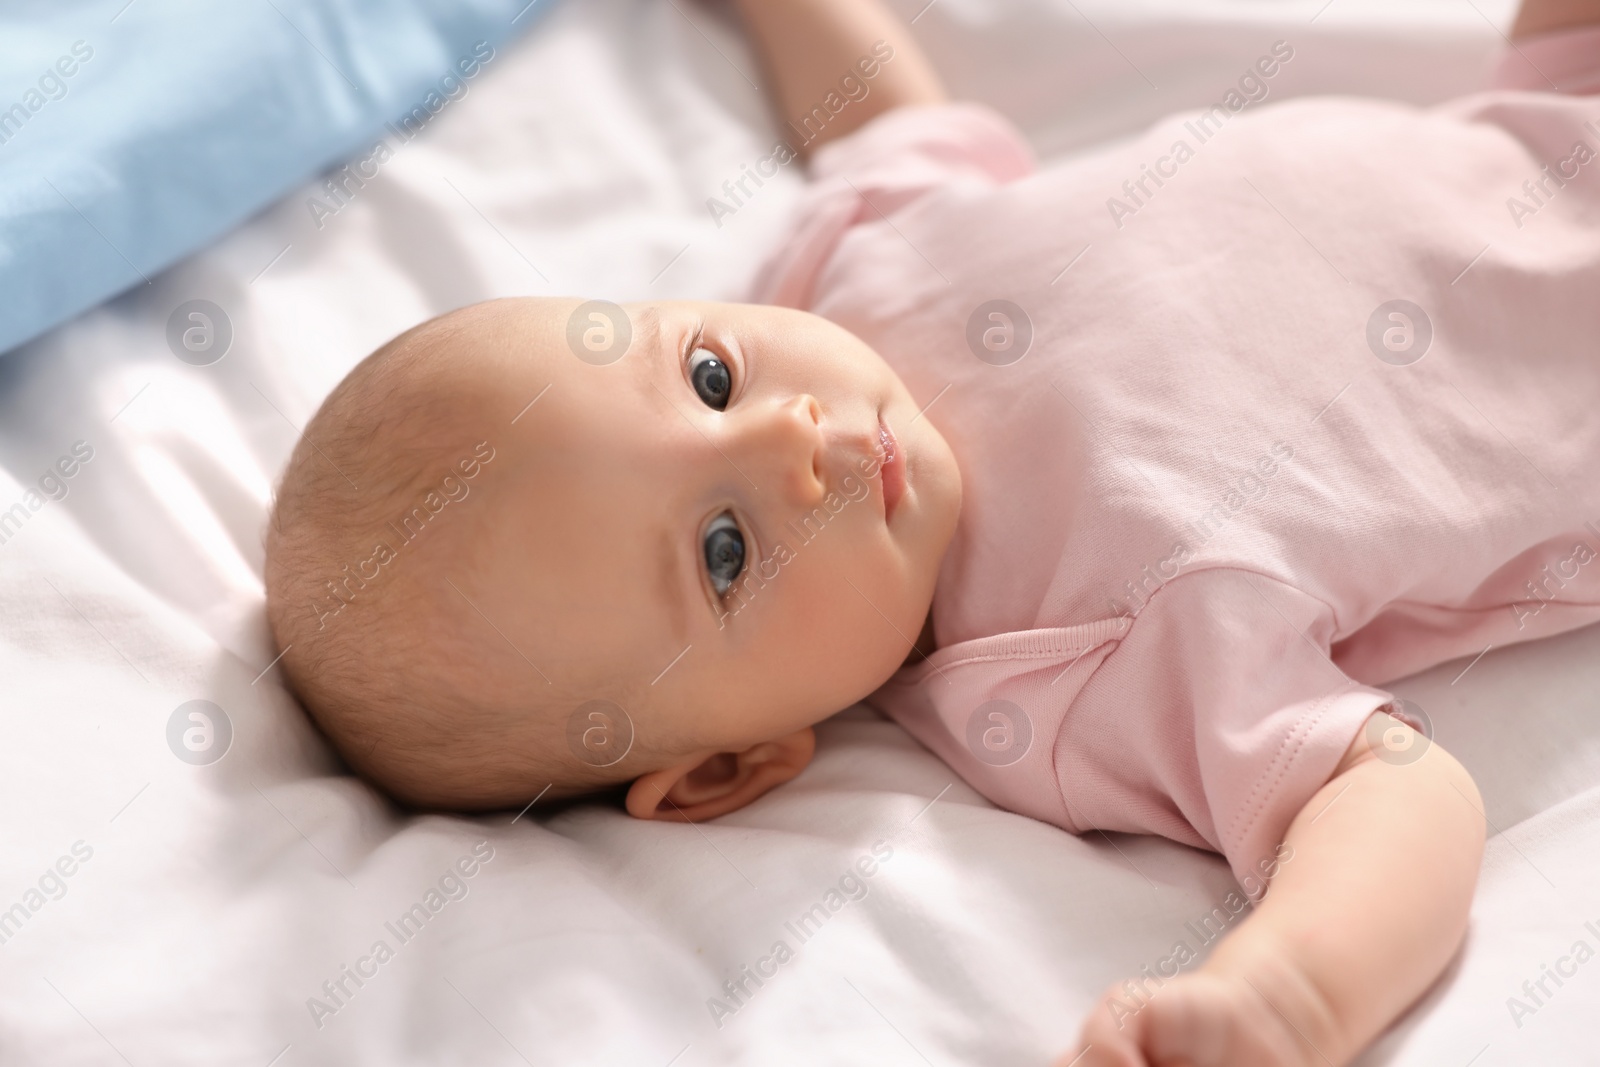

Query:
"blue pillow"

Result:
[[0, 0, 551, 356]]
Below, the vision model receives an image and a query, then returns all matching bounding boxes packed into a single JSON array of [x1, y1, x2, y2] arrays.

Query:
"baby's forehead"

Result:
[[464, 303, 675, 421], [457, 296, 650, 373]]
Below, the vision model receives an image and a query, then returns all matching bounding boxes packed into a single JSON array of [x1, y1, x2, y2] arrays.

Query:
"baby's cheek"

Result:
[[790, 536, 911, 684]]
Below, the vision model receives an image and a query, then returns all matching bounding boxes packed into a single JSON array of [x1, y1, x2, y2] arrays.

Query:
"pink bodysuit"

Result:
[[751, 30, 1600, 886]]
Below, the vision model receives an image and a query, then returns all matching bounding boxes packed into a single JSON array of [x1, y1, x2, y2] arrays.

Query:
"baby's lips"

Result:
[[876, 415, 905, 521]]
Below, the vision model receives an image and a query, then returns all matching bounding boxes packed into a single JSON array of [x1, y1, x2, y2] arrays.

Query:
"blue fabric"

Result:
[[0, 0, 550, 356]]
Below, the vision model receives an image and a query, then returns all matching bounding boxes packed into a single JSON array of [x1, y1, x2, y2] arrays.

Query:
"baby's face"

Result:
[[458, 298, 961, 771]]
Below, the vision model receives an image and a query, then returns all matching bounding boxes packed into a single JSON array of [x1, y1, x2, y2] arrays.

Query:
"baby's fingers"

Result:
[[1069, 971, 1309, 1067], [1060, 984, 1153, 1067], [1054, 1042, 1145, 1067]]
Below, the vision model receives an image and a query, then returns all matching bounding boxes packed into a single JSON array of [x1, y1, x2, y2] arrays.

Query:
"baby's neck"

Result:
[[901, 608, 936, 668]]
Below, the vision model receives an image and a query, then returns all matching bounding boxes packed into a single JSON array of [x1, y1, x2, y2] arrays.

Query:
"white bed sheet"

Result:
[[4, 0, 1598, 1063]]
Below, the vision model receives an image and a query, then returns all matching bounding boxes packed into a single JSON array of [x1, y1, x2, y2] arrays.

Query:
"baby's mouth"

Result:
[[877, 416, 905, 522]]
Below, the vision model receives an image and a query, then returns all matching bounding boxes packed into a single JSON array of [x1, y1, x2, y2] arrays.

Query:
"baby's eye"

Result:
[[703, 512, 745, 596], [689, 347, 733, 411]]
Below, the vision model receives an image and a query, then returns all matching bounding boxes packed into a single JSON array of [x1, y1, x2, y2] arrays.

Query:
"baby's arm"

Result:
[[731, 0, 946, 157], [1512, 0, 1600, 37], [1071, 713, 1486, 1067]]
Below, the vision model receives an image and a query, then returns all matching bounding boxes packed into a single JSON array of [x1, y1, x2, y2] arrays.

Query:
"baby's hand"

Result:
[[1061, 971, 1318, 1067], [1059, 721, 1484, 1067]]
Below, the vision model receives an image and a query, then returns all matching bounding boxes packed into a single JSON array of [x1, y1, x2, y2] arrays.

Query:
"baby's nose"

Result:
[[736, 394, 825, 506]]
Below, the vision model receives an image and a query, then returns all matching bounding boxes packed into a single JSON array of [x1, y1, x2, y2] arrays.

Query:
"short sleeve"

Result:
[[1057, 569, 1396, 890], [1490, 25, 1600, 93], [748, 102, 1035, 309]]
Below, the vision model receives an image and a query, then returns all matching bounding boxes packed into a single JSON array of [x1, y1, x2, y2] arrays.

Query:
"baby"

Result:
[[264, 0, 1600, 1063]]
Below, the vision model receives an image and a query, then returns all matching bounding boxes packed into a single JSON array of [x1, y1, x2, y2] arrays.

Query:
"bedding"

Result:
[[0, 0, 549, 357], [4, 0, 1598, 1063]]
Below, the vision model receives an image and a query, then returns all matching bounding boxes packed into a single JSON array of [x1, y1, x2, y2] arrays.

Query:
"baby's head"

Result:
[[264, 298, 961, 821]]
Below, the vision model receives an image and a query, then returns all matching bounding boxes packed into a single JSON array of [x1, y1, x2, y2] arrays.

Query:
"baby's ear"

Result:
[[625, 727, 815, 822]]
